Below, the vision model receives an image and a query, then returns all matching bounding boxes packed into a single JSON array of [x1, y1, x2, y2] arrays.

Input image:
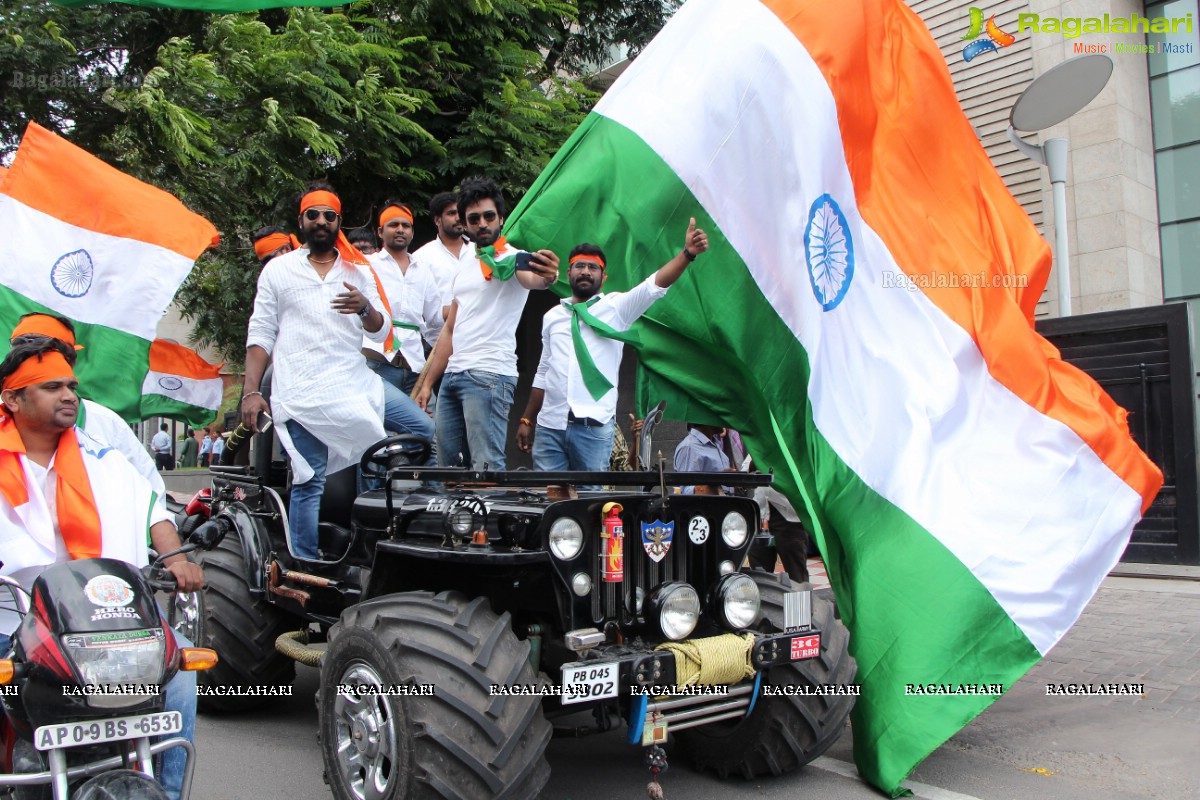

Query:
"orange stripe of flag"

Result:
[[148, 339, 222, 380], [2, 122, 219, 260], [764, 0, 1162, 509]]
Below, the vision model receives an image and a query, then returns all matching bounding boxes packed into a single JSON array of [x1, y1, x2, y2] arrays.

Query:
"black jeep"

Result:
[[174, 426, 856, 800]]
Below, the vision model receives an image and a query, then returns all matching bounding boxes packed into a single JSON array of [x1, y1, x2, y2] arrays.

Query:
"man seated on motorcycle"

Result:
[[0, 338, 200, 800], [7, 313, 203, 594]]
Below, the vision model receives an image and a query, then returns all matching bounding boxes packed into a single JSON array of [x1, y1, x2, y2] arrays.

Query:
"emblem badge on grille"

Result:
[[640, 520, 674, 563]]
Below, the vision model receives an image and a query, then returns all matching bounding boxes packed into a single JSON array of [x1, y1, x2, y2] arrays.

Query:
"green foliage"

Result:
[[0, 1, 676, 364]]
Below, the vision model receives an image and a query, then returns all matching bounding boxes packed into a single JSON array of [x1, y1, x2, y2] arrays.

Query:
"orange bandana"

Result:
[[569, 254, 606, 269], [11, 316, 83, 351], [379, 205, 413, 227], [300, 190, 342, 215], [0, 355, 100, 559], [253, 233, 293, 261], [2, 350, 75, 392]]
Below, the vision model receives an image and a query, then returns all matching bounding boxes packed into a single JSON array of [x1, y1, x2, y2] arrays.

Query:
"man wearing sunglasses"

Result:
[[415, 176, 559, 470], [242, 182, 435, 561], [516, 220, 709, 478]]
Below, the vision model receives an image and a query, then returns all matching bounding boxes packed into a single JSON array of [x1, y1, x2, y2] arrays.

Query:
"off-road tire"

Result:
[[674, 569, 856, 778], [193, 528, 296, 711], [319, 591, 551, 800]]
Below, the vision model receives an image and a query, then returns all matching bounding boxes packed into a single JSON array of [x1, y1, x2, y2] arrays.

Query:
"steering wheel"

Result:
[[360, 434, 434, 479]]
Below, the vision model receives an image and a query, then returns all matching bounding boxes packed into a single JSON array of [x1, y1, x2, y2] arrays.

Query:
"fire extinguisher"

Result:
[[601, 502, 624, 583]]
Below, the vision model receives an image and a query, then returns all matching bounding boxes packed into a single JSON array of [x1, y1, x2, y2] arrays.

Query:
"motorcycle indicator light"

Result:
[[179, 647, 219, 672], [0, 659, 13, 684]]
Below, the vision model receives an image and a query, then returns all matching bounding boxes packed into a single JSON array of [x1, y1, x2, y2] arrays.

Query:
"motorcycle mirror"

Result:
[[188, 519, 227, 550]]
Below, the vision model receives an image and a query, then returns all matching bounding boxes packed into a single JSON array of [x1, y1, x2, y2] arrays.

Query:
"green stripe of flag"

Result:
[[508, 112, 1042, 790]]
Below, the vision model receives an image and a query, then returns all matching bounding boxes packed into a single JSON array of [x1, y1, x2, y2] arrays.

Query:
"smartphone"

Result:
[[514, 251, 537, 271], [256, 410, 273, 434]]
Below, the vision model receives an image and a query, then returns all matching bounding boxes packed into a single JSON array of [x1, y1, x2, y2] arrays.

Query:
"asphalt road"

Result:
[[191, 576, 1200, 800]]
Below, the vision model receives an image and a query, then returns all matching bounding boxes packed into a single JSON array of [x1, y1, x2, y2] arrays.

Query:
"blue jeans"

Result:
[[286, 385, 435, 560], [159, 627, 196, 800], [532, 420, 614, 490], [436, 370, 515, 469], [0, 629, 194, 800], [366, 357, 418, 395]]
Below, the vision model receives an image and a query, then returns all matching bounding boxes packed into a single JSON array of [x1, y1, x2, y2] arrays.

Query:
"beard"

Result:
[[571, 279, 601, 301], [306, 226, 337, 254], [468, 224, 501, 247]]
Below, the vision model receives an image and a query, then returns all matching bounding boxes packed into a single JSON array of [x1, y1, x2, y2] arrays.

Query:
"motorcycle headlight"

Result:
[[721, 511, 749, 547], [62, 630, 165, 709], [710, 573, 761, 631], [549, 517, 584, 560], [648, 582, 701, 641]]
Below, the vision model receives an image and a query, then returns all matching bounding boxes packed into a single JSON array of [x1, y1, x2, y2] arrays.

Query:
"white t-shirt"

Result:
[[446, 242, 532, 378], [532, 275, 669, 429], [150, 430, 170, 454], [412, 235, 475, 309], [78, 401, 172, 528]]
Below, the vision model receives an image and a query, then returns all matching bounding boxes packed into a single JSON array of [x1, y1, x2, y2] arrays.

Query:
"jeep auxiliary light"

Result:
[[721, 511, 750, 547], [648, 582, 701, 641], [711, 573, 761, 631], [549, 517, 584, 560]]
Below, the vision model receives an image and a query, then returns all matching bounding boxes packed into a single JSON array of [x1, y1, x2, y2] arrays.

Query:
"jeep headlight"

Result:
[[721, 511, 749, 547], [549, 517, 584, 560], [447, 506, 474, 536], [648, 582, 700, 641], [711, 573, 761, 631]]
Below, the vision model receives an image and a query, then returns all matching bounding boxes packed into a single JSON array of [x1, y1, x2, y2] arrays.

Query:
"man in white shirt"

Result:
[[415, 177, 559, 470], [7, 314, 201, 592], [241, 183, 435, 560], [151, 422, 172, 470], [411, 191, 474, 322], [0, 338, 200, 800], [362, 201, 444, 395], [516, 221, 709, 475]]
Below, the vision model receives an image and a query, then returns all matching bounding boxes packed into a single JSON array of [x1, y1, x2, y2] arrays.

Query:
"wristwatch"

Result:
[[357, 305, 371, 319]]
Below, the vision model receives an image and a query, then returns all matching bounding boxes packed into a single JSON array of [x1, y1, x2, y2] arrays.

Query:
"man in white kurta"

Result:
[[516, 221, 709, 476], [241, 186, 434, 561]]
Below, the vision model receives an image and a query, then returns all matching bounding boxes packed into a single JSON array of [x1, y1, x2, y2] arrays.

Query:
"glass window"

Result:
[[1156, 143, 1200, 224], [1161, 221, 1200, 299], [1148, 0, 1200, 77], [1151, 66, 1200, 148]]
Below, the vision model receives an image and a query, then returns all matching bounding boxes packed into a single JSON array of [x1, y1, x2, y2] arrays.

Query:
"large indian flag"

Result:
[[0, 122, 221, 428], [505, 0, 1163, 793]]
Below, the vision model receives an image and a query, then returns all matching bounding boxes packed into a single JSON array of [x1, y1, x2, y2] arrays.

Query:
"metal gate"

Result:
[[1037, 303, 1198, 565]]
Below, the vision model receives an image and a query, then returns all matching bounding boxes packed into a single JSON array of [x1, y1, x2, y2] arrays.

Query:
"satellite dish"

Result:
[[1010, 54, 1113, 132]]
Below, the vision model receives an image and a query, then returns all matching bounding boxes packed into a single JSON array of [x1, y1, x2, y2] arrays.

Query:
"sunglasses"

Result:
[[466, 210, 499, 226], [304, 209, 339, 223]]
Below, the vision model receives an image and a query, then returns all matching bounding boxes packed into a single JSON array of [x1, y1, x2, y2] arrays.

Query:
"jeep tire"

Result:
[[674, 569, 856, 778], [194, 526, 296, 711], [319, 591, 551, 800]]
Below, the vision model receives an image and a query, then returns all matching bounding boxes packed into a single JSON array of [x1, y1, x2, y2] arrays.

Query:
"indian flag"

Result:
[[506, 0, 1163, 793], [0, 122, 221, 428]]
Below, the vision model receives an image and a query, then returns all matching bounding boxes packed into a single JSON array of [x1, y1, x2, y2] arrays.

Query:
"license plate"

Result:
[[561, 661, 618, 705], [791, 634, 821, 661], [35, 711, 183, 751]]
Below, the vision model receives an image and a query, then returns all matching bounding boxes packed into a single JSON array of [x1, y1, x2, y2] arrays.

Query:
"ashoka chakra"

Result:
[[51, 249, 94, 298]]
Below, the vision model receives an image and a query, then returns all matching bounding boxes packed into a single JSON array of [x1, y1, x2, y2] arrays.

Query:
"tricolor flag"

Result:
[[140, 339, 224, 424], [0, 122, 221, 428], [506, 0, 1163, 793]]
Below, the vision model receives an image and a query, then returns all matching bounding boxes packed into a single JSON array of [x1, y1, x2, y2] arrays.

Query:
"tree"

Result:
[[0, 1, 677, 363]]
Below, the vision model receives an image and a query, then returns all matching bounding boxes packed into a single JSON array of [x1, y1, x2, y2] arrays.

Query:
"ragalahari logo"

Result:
[[961, 7, 1016, 61]]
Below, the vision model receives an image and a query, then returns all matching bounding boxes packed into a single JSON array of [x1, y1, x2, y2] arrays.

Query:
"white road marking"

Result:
[[809, 756, 986, 800]]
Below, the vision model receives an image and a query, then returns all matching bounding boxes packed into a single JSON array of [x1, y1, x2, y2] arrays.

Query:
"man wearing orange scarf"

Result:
[[0, 338, 200, 800], [241, 182, 434, 561], [415, 176, 559, 469]]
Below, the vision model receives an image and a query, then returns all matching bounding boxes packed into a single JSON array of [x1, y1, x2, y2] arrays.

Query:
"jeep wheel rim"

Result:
[[333, 662, 398, 800]]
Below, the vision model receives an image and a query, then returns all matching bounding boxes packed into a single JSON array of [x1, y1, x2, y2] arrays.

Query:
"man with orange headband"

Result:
[[415, 176, 560, 470], [516, 222, 709, 477], [0, 337, 200, 800], [251, 225, 296, 267], [242, 182, 434, 561], [7, 313, 203, 593], [362, 200, 444, 395]]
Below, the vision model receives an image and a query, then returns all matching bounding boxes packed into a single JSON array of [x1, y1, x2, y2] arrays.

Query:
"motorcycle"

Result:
[[0, 522, 223, 799]]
